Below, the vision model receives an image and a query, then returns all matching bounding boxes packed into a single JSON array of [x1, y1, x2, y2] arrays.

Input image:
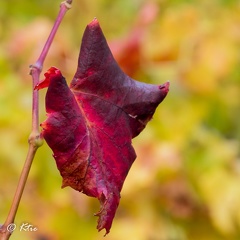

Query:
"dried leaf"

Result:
[[36, 19, 169, 234]]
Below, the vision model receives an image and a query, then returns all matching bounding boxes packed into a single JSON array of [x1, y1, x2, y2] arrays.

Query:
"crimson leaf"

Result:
[[35, 18, 169, 235]]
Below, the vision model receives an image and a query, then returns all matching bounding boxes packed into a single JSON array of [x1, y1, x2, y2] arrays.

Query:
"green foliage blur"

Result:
[[0, 0, 240, 239]]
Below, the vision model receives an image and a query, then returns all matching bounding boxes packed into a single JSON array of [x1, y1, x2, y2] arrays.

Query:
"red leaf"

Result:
[[37, 18, 169, 235]]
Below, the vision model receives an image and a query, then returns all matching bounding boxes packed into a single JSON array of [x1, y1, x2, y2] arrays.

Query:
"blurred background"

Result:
[[0, 0, 240, 239]]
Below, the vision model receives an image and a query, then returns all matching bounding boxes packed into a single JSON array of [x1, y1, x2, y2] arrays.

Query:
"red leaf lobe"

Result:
[[34, 67, 60, 90]]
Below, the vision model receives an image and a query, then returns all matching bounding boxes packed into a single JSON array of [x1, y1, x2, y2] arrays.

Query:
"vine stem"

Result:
[[0, 1, 72, 239]]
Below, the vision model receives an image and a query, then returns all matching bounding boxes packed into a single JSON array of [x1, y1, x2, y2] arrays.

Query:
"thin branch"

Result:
[[0, 1, 72, 239], [33, 1, 72, 71]]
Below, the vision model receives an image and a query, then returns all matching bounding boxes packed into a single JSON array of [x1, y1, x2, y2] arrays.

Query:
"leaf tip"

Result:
[[88, 17, 100, 28], [61, 180, 69, 189], [34, 66, 62, 90], [159, 81, 170, 94]]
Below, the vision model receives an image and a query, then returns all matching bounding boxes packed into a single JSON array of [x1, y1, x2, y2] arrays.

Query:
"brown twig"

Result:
[[0, 1, 72, 239]]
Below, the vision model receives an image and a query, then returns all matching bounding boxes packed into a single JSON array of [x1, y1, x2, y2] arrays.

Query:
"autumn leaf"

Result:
[[35, 18, 169, 235]]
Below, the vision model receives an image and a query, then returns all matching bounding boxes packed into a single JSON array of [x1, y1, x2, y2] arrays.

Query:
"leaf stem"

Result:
[[0, 1, 72, 239]]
